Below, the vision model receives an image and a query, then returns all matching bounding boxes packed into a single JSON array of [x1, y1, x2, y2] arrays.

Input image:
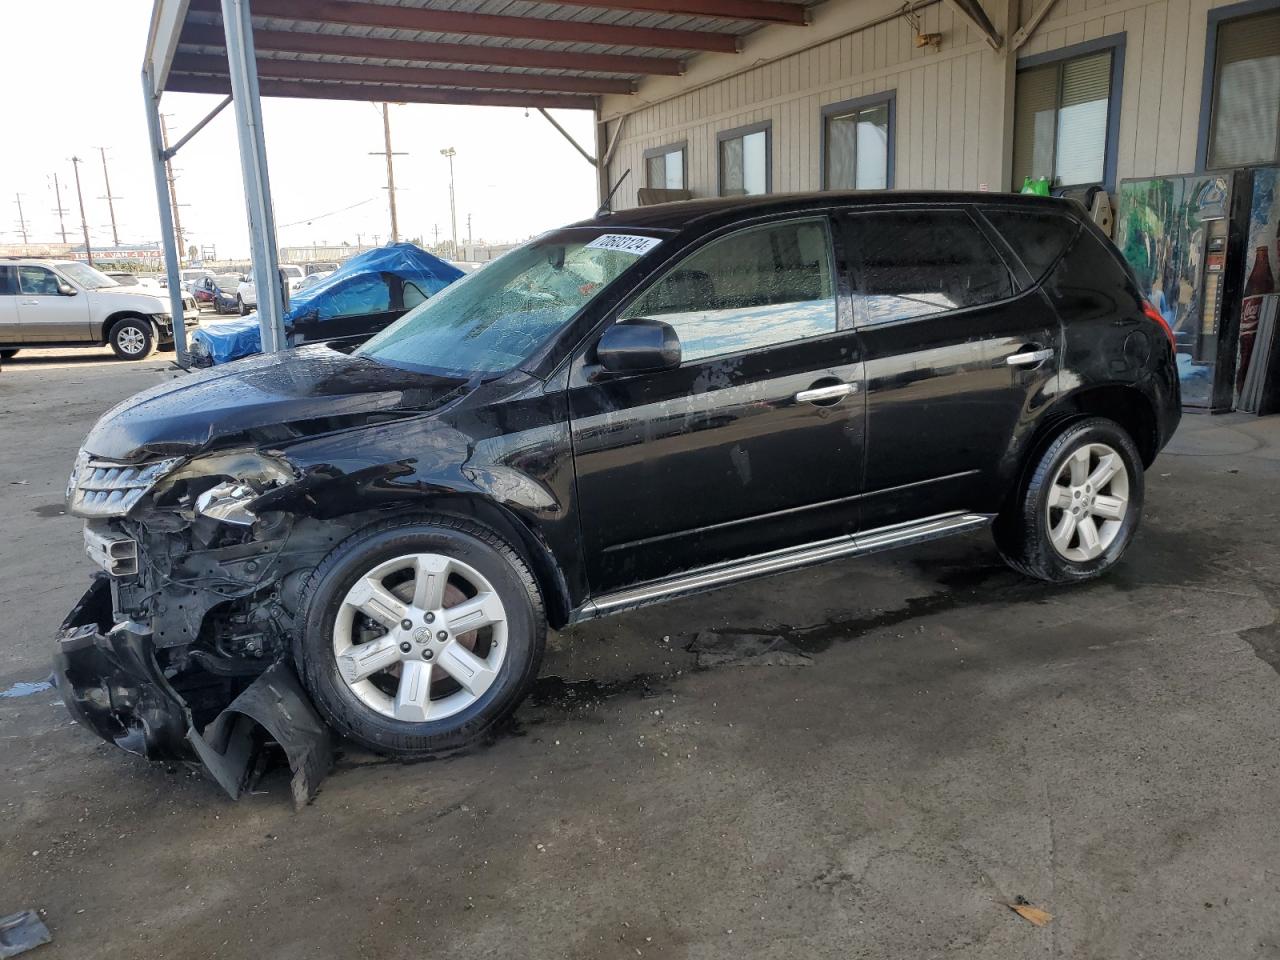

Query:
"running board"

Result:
[[572, 511, 994, 622]]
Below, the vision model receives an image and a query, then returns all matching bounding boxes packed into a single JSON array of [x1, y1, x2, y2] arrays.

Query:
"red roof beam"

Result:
[[173, 52, 637, 94], [548, 0, 809, 26], [179, 23, 684, 76], [186, 0, 742, 53], [167, 72, 598, 110]]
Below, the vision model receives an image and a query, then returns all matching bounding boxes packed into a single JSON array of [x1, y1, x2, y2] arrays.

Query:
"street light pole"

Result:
[[440, 147, 457, 257]]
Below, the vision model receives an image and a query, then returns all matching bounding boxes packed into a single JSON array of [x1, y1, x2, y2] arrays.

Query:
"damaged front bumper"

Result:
[[54, 577, 331, 806]]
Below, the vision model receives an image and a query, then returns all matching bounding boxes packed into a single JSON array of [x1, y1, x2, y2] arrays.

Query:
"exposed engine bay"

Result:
[[56, 448, 367, 804]]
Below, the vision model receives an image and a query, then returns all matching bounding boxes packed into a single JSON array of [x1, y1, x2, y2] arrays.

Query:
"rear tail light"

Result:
[[1142, 300, 1176, 351]]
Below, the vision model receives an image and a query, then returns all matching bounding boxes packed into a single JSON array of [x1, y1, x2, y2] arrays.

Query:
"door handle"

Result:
[[20, 299, 39, 306], [1006, 348, 1054, 366], [795, 382, 855, 403]]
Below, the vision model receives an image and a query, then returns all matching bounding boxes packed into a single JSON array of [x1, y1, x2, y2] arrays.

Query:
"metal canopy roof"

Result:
[[153, 0, 819, 111]]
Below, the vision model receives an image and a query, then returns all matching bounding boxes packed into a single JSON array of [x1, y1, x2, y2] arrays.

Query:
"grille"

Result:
[[67, 453, 181, 518]]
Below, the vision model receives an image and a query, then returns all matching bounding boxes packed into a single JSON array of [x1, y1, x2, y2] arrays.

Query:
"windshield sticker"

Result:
[[585, 234, 663, 256]]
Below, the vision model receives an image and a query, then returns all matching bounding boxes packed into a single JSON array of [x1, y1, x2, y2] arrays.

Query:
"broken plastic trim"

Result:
[[53, 577, 332, 807]]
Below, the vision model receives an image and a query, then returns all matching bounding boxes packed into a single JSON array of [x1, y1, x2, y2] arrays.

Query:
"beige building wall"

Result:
[[598, 0, 1250, 207]]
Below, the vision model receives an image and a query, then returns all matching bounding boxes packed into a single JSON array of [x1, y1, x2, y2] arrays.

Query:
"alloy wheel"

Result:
[[1045, 442, 1130, 562], [332, 553, 508, 722], [116, 326, 147, 355]]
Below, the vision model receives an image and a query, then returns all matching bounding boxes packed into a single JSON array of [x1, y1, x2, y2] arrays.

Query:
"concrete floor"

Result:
[[3, 348, 1280, 960]]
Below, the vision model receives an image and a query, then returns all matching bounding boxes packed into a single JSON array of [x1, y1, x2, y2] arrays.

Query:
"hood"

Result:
[[91, 287, 170, 311], [82, 345, 471, 462]]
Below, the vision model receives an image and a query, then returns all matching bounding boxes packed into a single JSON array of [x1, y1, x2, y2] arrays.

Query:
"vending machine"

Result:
[[1116, 171, 1254, 411], [1233, 167, 1280, 415]]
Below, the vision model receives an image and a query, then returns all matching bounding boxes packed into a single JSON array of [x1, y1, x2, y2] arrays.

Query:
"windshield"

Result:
[[281, 266, 304, 278], [56, 262, 119, 290], [357, 230, 659, 376]]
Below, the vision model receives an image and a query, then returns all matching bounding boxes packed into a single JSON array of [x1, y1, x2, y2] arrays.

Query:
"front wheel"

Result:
[[294, 517, 546, 758], [108, 318, 156, 360], [994, 417, 1143, 582], [238, 296, 249, 316]]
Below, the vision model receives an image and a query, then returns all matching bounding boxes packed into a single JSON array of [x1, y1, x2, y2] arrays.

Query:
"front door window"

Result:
[[621, 218, 836, 361]]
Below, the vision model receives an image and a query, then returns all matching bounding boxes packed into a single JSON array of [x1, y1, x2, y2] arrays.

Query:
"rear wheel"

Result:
[[295, 516, 545, 758], [994, 417, 1143, 582], [108, 318, 156, 361]]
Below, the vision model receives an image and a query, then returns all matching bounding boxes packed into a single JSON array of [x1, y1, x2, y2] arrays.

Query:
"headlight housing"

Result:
[[155, 450, 297, 525], [66, 453, 183, 518]]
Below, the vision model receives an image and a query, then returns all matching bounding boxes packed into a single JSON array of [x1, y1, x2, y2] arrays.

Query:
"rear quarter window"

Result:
[[981, 208, 1080, 283]]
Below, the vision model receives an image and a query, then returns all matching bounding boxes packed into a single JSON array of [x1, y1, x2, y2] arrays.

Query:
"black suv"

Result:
[[56, 193, 1180, 791]]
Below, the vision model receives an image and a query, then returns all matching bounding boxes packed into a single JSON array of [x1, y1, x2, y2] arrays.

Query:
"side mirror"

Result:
[[58, 283, 77, 297], [596, 318, 681, 374]]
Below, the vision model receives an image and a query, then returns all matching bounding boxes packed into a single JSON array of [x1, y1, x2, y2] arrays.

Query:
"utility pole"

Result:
[[159, 115, 186, 265], [51, 174, 69, 243], [97, 147, 121, 247], [373, 233, 380, 247], [466, 212, 472, 246], [440, 147, 457, 256], [369, 103, 406, 243], [69, 157, 94, 265], [13, 194, 29, 244]]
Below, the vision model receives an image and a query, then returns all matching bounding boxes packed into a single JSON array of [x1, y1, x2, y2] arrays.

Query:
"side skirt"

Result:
[[568, 511, 994, 623]]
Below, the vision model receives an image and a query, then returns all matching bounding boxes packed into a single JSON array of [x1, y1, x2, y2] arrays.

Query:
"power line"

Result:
[[277, 196, 376, 229]]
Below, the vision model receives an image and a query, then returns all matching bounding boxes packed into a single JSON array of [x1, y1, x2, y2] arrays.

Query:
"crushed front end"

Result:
[[55, 449, 334, 804]]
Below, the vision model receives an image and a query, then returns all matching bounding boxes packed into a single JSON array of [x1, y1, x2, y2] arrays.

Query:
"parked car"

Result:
[[180, 268, 214, 293], [190, 244, 462, 365], [295, 270, 333, 293], [236, 263, 305, 314], [55, 192, 1180, 794], [0, 258, 199, 359], [193, 275, 242, 314]]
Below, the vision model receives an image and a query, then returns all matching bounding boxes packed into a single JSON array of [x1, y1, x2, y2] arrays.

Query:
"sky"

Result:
[[0, 1, 600, 259]]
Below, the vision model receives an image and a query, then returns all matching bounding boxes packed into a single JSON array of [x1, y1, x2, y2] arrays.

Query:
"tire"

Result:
[[993, 417, 1144, 583], [294, 515, 546, 758], [0, 350, 17, 359], [107, 318, 156, 361], [238, 296, 249, 316]]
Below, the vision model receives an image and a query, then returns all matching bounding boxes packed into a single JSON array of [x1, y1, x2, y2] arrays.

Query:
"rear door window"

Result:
[[621, 217, 837, 362], [844, 210, 1014, 325], [980, 208, 1080, 283], [0, 266, 16, 295]]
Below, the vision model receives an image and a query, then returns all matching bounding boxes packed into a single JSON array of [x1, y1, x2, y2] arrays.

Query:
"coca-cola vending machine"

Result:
[[1117, 171, 1258, 412], [1234, 167, 1280, 414]]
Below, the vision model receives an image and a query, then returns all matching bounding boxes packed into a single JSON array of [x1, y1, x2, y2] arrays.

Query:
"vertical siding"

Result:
[[605, 0, 1242, 207], [604, 3, 998, 209]]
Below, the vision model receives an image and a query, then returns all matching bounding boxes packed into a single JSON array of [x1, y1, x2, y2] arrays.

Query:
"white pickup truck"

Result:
[[0, 259, 200, 360], [235, 263, 306, 315]]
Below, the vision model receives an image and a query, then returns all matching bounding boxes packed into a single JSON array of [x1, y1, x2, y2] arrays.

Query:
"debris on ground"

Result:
[[688, 630, 812, 668], [1002, 895, 1053, 927], [0, 910, 52, 958]]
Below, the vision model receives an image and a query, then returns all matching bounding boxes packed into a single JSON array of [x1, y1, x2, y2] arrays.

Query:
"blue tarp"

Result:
[[192, 243, 463, 365]]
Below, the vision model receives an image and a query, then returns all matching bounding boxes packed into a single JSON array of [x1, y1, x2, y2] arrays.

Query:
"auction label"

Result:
[[586, 234, 663, 256]]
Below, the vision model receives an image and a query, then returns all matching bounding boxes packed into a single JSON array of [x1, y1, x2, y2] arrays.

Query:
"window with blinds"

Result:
[[645, 145, 686, 190], [1207, 9, 1280, 168], [718, 126, 770, 196], [824, 99, 892, 190], [1011, 48, 1115, 190]]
